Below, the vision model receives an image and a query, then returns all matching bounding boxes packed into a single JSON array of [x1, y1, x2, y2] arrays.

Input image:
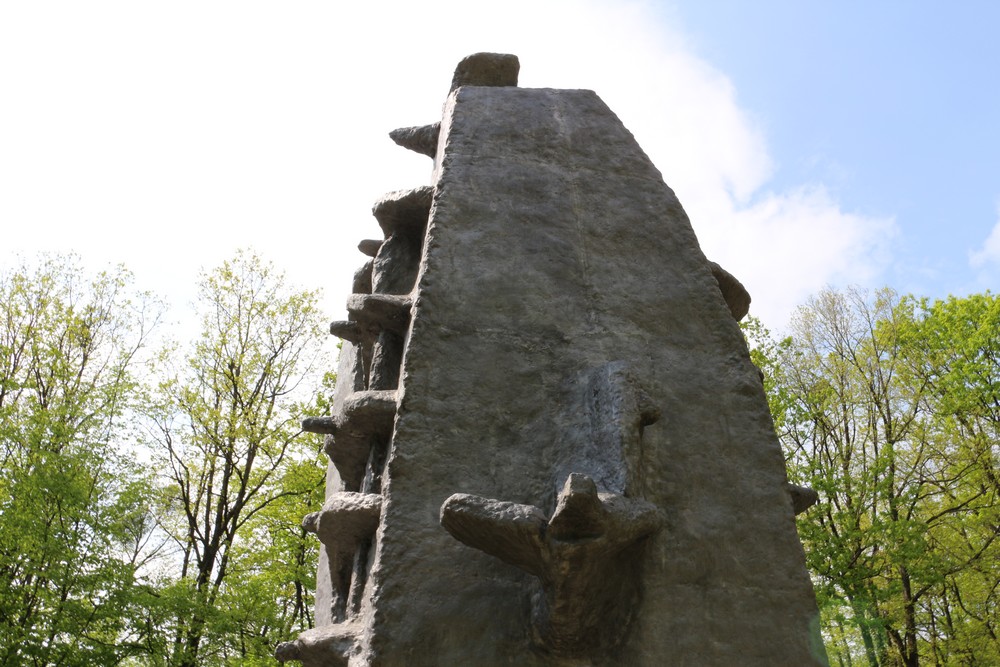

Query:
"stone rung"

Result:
[[323, 390, 399, 491], [346, 293, 413, 334], [274, 621, 360, 666], [372, 186, 433, 236], [303, 491, 383, 553]]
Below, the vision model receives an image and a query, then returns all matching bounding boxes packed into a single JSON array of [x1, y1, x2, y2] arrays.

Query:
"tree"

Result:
[[896, 293, 1000, 665], [146, 251, 328, 666], [751, 288, 1000, 666], [0, 256, 161, 666]]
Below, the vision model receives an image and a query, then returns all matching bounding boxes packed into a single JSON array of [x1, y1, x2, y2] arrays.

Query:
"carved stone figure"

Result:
[[284, 53, 827, 666]]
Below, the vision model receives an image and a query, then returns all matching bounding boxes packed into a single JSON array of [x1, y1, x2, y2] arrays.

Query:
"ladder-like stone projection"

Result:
[[280, 53, 827, 666]]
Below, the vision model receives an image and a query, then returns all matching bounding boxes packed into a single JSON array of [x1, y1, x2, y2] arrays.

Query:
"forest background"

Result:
[[1, 249, 997, 667], [0, 252, 333, 666]]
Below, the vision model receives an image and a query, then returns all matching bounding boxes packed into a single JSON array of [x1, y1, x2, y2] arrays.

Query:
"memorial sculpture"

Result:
[[277, 53, 828, 666]]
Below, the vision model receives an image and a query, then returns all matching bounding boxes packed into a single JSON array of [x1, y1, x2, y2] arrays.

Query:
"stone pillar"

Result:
[[280, 53, 827, 667]]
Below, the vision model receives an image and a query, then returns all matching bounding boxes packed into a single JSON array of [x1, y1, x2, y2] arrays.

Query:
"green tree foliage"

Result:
[[897, 293, 1000, 665], [146, 251, 328, 666], [0, 257, 161, 665], [747, 289, 1000, 667]]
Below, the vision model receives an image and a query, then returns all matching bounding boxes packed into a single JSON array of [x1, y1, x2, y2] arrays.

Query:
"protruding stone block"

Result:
[[450, 52, 520, 91], [324, 390, 398, 491], [710, 261, 751, 321], [303, 492, 383, 554], [301, 495, 384, 627], [547, 473, 605, 540], [302, 416, 338, 435], [346, 293, 412, 334], [439, 494, 547, 575], [358, 239, 382, 257], [329, 321, 362, 344], [372, 187, 433, 236], [788, 483, 819, 515], [274, 622, 360, 667], [340, 390, 397, 433], [389, 123, 440, 158]]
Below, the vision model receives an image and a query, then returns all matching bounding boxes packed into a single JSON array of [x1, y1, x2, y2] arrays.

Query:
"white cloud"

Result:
[[694, 187, 897, 327], [969, 206, 1000, 268], [0, 0, 898, 330]]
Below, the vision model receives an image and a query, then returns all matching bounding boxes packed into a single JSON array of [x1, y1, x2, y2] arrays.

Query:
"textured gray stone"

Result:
[[388, 123, 440, 158], [710, 261, 752, 321], [285, 54, 827, 667], [322, 390, 397, 493], [301, 415, 338, 435], [328, 321, 361, 344], [441, 473, 663, 657], [350, 262, 372, 295], [367, 330, 402, 390], [369, 84, 822, 665], [345, 294, 411, 334], [357, 239, 382, 258], [449, 52, 519, 91], [303, 492, 382, 552], [789, 483, 820, 515], [275, 622, 360, 667], [371, 187, 432, 236], [371, 232, 421, 295]]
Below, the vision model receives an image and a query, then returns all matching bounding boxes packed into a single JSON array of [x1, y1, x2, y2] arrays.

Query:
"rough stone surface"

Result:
[[345, 294, 412, 335], [371, 187, 432, 236], [321, 390, 397, 493], [304, 492, 382, 554], [328, 321, 361, 344], [357, 239, 382, 258], [275, 622, 360, 667], [303, 493, 383, 624], [302, 416, 338, 435], [368, 330, 403, 390], [388, 123, 440, 158], [450, 52, 519, 91], [290, 60, 827, 667], [312, 345, 361, 628], [709, 261, 752, 321], [371, 232, 421, 295], [441, 473, 663, 657], [351, 262, 372, 295], [367, 85, 824, 665], [789, 483, 820, 515]]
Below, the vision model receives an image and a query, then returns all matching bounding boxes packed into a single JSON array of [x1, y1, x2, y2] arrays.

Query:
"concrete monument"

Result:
[[277, 53, 827, 666]]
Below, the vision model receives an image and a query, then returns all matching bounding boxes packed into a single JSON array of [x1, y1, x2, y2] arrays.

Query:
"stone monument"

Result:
[[276, 53, 828, 666]]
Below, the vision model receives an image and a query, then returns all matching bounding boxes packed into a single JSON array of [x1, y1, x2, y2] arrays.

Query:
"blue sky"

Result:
[[2, 1, 997, 331], [671, 1, 1000, 300]]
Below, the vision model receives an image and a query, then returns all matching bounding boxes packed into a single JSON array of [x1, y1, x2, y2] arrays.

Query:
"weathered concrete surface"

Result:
[[351, 85, 827, 665]]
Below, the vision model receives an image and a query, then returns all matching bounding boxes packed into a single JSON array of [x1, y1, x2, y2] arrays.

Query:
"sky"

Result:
[[2, 1, 999, 332]]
